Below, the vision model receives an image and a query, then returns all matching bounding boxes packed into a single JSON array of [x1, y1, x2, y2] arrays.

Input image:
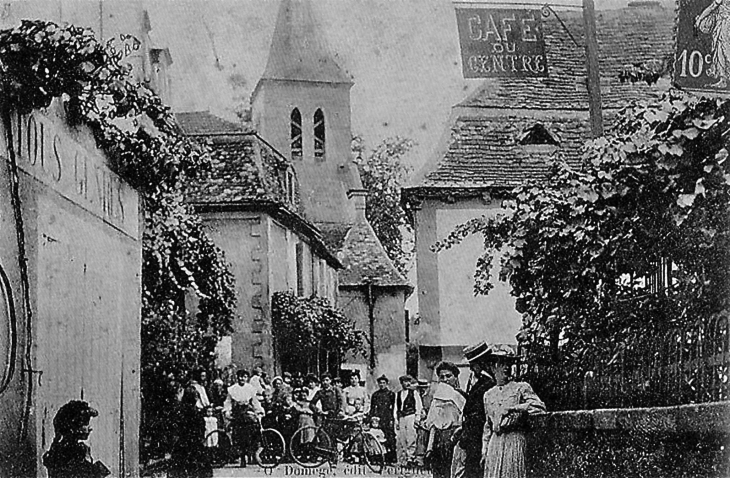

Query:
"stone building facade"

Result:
[[402, 3, 673, 380], [179, 112, 341, 375]]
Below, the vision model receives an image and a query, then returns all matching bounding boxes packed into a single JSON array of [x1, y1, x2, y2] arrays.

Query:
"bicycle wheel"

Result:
[[257, 428, 286, 468], [290, 425, 334, 468], [203, 429, 234, 468], [361, 433, 385, 474]]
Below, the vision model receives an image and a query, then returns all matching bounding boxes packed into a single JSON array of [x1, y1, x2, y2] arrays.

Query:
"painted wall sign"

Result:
[[455, 7, 548, 78], [7, 108, 139, 239], [675, 0, 730, 93]]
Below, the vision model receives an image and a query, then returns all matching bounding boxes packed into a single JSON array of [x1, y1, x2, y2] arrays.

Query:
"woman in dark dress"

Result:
[[169, 386, 212, 478], [43, 400, 111, 478]]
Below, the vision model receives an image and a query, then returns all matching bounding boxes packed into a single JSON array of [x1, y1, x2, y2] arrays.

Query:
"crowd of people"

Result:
[[146, 340, 544, 478]]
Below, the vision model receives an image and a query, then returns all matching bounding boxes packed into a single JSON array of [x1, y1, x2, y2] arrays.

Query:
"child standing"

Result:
[[203, 407, 219, 448]]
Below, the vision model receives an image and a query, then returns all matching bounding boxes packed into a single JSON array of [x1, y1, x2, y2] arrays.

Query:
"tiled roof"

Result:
[[175, 111, 247, 136], [414, 112, 591, 190], [407, 5, 672, 192], [186, 133, 293, 208], [182, 116, 343, 267], [460, 5, 674, 110], [338, 221, 410, 288], [317, 222, 352, 252]]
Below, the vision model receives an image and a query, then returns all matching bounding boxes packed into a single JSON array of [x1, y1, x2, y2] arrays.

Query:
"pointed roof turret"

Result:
[[260, 0, 353, 85]]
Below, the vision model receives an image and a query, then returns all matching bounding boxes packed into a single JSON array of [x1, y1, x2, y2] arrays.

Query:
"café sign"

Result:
[[455, 8, 548, 78], [675, 0, 730, 93]]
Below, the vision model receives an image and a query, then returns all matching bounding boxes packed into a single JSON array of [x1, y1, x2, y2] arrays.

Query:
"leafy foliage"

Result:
[[271, 291, 366, 373], [618, 53, 674, 85], [352, 135, 415, 275], [0, 20, 236, 458], [528, 426, 728, 478], [434, 92, 730, 367]]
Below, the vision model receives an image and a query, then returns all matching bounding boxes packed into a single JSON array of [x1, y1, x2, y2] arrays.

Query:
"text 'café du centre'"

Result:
[[456, 8, 548, 77]]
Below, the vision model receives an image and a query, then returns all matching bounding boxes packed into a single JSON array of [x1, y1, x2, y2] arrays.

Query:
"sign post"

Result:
[[583, 0, 603, 138]]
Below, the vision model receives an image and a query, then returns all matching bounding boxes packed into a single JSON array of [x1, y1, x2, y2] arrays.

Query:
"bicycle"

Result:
[[289, 414, 385, 473], [202, 426, 286, 469]]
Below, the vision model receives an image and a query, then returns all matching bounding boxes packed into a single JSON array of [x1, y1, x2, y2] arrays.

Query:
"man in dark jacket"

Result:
[[456, 341, 495, 478], [368, 374, 396, 463]]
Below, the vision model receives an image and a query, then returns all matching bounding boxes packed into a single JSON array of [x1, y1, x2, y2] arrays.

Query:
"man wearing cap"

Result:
[[369, 374, 396, 463], [457, 341, 495, 478], [393, 375, 422, 466]]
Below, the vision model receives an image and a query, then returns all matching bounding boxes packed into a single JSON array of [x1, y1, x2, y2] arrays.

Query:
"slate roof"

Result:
[[180, 112, 344, 267], [406, 4, 672, 194], [338, 221, 411, 289], [316, 221, 410, 289], [317, 222, 352, 252], [175, 111, 288, 205], [460, 4, 674, 110], [414, 112, 592, 190], [176, 111, 248, 136], [185, 133, 293, 206]]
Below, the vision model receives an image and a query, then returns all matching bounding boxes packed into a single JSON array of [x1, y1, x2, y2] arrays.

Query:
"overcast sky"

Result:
[[146, 0, 672, 171]]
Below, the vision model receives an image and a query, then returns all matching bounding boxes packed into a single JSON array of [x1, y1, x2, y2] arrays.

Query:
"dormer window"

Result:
[[291, 108, 302, 159], [518, 123, 560, 146], [314, 108, 325, 160]]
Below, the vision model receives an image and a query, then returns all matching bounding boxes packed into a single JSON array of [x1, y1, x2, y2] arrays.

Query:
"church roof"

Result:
[[259, 0, 352, 85], [405, 4, 672, 196], [176, 111, 297, 210], [185, 132, 294, 208], [180, 112, 341, 268], [319, 221, 410, 289], [176, 111, 248, 136]]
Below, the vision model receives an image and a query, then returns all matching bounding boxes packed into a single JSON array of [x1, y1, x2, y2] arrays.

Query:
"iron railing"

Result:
[[516, 315, 730, 410]]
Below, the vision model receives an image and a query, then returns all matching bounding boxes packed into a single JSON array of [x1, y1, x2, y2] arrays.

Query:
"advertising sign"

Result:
[[675, 0, 730, 93], [455, 8, 548, 78]]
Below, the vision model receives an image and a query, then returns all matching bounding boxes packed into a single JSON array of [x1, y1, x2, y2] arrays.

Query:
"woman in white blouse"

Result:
[[481, 345, 545, 478]]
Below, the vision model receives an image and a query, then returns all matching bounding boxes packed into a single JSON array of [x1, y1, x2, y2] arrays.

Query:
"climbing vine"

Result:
[[434, 91, 730, 366], [271, 291, 365, 374], [0, 20, 236, 458]]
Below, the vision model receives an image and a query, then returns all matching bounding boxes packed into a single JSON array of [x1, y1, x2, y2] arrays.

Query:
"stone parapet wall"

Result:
[[525, 402, 730, 478]]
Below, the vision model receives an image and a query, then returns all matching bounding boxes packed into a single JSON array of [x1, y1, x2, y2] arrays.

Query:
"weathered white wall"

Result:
[[414, 197, 522, 349], [0, 102, 142, 477], [339, 288, 407, 391]]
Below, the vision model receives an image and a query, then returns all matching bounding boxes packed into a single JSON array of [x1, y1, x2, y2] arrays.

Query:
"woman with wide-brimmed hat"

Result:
[[480, 345, 545, 478]]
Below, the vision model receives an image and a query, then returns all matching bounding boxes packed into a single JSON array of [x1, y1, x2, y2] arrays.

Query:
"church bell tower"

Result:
[[251, 0, 361, 225]]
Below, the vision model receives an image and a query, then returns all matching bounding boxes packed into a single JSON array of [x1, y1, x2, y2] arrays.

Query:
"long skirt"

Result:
[[483, 431, 526, 478], [430, 426, 457, 478], [297, 413, 315, 442], [232, 409, 261, 457]]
